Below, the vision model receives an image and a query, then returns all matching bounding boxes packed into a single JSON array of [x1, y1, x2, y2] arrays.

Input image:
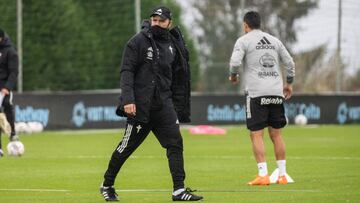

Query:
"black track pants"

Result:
[[0, 92, 16, 148], [2, 92, 15, 135], [103, 104, 185, 190]]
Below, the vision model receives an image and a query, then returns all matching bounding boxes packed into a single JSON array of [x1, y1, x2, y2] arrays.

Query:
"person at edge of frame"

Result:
[[0, 28, 19, 158]]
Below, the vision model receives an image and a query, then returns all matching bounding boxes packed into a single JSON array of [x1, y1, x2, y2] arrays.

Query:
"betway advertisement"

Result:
[[13, 92, 360, 130]]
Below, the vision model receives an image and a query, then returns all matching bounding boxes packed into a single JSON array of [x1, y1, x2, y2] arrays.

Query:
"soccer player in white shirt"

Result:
[[229, 11, 295, 185]]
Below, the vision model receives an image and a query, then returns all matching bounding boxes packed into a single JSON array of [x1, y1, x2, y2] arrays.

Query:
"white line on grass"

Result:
[[66, 155, 360, 161], [117, 189, 320, 193], [0, 189, 70, 192], [289, 156, 360, 160], [0, 188, 319, 193], [58, 129, 121, 134], [119, 189, 171, 192], [198, 189, 321, 193]]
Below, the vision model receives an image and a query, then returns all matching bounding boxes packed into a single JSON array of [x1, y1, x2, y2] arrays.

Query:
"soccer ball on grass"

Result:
[[7, 141, 25, 156], [294, 114, 308, 125]]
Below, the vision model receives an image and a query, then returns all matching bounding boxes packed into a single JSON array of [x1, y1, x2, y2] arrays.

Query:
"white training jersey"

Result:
[[230, 29, 295, 98]]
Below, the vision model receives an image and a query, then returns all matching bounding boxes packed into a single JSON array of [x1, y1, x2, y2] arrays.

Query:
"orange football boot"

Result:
[[247, 175, 270, 186], [277, 175, 288, 184]]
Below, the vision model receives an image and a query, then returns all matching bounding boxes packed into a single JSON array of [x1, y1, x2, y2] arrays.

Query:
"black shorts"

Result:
[[245, 95, 287, 131]]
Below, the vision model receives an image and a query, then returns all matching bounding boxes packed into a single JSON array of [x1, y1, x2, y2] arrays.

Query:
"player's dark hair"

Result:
[[243, 11, 261, 29]]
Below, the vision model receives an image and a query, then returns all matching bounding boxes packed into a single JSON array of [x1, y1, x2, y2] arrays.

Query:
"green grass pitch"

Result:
[[0, 125, 359, 203]]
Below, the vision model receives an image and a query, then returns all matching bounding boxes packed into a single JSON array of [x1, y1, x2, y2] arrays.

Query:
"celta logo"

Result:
[[256, 37, 275, 50], [259, 53, 276, 68], [146, 47, 153, 60], [169, 45, 173, 54], [136, 124, 142, 133]]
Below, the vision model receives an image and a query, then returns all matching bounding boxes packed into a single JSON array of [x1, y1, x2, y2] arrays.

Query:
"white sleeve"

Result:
[[229, 38, 246, 75], [278, 40, 295, 83]]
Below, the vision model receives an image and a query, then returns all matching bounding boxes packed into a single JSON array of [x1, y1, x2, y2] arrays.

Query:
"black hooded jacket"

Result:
[[0, 35, 19, 90], [116, 21, 191, 123]]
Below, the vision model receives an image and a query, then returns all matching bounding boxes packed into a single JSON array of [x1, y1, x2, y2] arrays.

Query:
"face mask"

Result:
[[150, 25, 169, 39]]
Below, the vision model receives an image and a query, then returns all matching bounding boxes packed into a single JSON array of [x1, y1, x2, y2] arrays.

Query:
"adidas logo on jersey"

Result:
[[256, 37, 275, 50]]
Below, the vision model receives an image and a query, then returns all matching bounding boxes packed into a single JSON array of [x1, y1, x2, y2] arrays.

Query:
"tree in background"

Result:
[[0, 0, 199, 91], [0, 0, 17, 45], [292, 45, 326, 92], [347, 69, 360, 92], [189, 0, 318, 92]]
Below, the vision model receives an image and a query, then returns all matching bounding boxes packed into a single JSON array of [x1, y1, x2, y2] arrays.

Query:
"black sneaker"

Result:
[[172, 188, 203, 201], [100, 184, 119, 202]]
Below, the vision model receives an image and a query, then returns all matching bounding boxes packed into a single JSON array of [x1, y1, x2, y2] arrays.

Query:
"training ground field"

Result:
[[0, 125, 359, 203]]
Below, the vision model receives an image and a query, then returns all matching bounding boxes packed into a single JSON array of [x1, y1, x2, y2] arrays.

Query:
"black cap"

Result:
[[0, 28, 4, 38], [150, 6, 172, 20]]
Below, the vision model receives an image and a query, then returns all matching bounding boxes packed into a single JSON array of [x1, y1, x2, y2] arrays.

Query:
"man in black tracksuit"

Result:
[[0, 28, 19, 157], [100, 6, 203, 202]]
